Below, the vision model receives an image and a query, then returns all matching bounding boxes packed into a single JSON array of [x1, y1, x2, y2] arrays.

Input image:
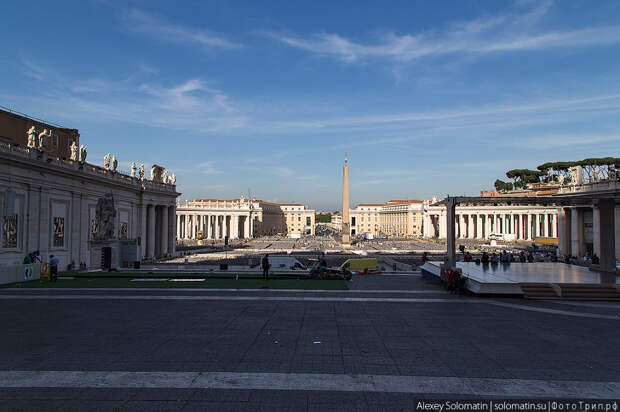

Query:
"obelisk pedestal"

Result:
[[342, 156, 350, 247]]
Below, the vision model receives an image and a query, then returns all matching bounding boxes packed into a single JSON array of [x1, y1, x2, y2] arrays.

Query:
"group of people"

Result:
[[479, 250, 559, 265], [22, 251, 59, 282]]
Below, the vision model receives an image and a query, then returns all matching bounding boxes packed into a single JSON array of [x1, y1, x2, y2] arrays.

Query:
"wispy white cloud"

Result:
[[197, 161, 223, 175], [122, 9, 242, 49], [21, 59, 47, 81], [12, 62, 248, 133], [271, 1, 620, 63]]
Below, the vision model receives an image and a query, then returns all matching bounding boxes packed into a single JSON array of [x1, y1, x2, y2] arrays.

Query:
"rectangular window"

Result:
[[361, 216, 364, 222], [119, 222, 128, 239], [53, 217, 65, 247], [52, 135, 58, 148], [306, 216, 311, 226], [2, 215, 18, 248], [90, 219, 99, 239]]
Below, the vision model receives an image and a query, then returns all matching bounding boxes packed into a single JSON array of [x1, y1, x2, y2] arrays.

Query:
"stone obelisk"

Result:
[[342, 155, 350, 246]]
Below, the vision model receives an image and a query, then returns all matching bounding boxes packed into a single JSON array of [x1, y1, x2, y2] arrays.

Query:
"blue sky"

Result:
[[1, 0, 620, 211]]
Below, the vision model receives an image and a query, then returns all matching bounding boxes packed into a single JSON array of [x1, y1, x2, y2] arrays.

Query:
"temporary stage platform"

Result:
[[421, 261, 620, 298]]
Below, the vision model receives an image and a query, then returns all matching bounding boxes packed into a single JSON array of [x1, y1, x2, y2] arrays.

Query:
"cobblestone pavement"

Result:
[[0, 274, 618, 411]]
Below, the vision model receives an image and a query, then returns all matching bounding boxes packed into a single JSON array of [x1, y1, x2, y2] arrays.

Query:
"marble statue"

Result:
[[558, 174, 564, 186], [170, 173, 176, 185], [569, 166, 582, 186], [150, 164, 164, 183], [27, 126, 37, 149], [162, 170, 169, 184], [139, 164, 145, 181], [130, 162, 137, 177], [79, 145, 87, 163], [70, 141, 79, 161], [103, 153, 111, 170], [37, 129, 51, 150], [94, 193, 116, 240], [593, 166, 600, 182], [111, 155, 118, 172]]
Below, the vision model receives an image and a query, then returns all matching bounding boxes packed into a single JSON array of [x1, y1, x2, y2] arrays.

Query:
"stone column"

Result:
[[168, 206, 176, 255], [571, 208, 584, 258], [244, 214, 250, 239], [428, 215, 436, 238], [223, 215, 228, 240], [147, 204, 155, 258], [597, 199, 616, 277], [543, 214, 549, 237], [476, 214, 483, 239], [207, 215, 212, 239], [140, 204, 147, 258], [231, 215, 239, 239], [558, 208, 569, 256], [551, 213, 557, 238], [526, 214, 531, 240], [176, 214, 181, 239], [446, 198, 457, 269], [215, 215, 220, 239], [160, 206, 169, 256], [439, 211, 446, 239], [458, 214, 464, 238], [467, 215, 474, 238], [592, 206, 600, 256]]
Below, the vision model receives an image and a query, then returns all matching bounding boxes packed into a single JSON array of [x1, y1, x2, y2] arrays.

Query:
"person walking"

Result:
[[49, 255, 59, 282], [261, 254, 270, 280]]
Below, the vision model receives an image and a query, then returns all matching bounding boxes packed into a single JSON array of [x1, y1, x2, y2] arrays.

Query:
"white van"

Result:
[[488, 233, 516, 241]]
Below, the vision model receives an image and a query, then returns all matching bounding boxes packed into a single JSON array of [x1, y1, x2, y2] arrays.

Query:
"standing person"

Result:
[[481, 252, 489, 264], [421, 252, 428, 264], [23, 253, 32, 264], [49, 255, 59, 282], [261, 254, 270, 280]]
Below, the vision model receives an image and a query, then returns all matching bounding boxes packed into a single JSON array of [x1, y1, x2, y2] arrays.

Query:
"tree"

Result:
[[494, 179, 513, 192], [505, 169, 545, 189]]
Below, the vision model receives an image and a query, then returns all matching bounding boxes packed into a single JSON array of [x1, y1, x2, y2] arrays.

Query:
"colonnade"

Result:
[[558, 204, 620, 259], [176, 213, 252, 240], [141, 204, 176, 259], [454, 212, 557, 240], [424, 209, 558, 241]]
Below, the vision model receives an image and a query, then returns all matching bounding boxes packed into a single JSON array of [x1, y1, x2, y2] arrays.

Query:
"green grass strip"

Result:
[[2, 277, 348, 290]]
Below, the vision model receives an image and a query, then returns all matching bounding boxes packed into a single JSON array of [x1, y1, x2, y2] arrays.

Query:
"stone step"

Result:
[[520, 283, 559, 298], [557, 284, 620, 300]]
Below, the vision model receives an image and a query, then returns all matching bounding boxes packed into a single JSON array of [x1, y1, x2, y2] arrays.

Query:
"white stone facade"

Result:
[[423, 202, 559, 241], [176, 197, 258, 240], [0, 142, 179, 269], [176, 198, 315, 240]]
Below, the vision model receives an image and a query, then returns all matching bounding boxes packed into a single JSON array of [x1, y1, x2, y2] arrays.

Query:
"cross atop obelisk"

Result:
[[341, 154, 350, 246]]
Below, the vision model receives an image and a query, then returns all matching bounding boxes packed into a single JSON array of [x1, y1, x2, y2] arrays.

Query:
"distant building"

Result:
[[176, 198, 315, 239], [0, 108, 80, 160], [345, 200, 424, 237]]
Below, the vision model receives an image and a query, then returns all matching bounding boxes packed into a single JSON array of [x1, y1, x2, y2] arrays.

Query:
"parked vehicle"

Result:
[[309, 261, 352, 280], [340, 258, 380, 274]]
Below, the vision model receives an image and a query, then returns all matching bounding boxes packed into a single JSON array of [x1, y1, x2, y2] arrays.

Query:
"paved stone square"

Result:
[[0, 274, 618, 410]]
